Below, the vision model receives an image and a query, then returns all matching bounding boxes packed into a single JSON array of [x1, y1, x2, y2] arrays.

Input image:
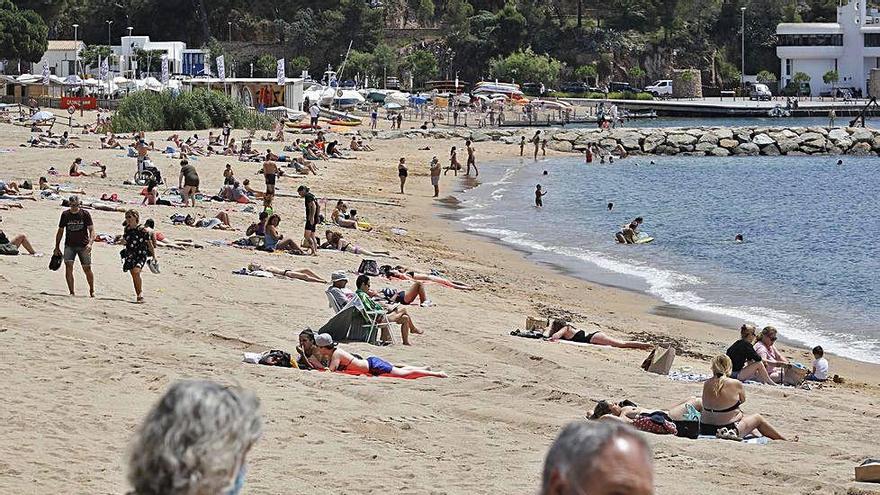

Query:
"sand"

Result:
[[1, 115, 879, 495]]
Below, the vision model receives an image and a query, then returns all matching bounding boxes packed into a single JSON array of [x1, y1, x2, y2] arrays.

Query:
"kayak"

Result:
[[326, 119, 362, 126]]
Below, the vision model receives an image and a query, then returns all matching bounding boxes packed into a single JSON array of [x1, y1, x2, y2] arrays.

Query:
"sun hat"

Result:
[[330, 271, 348, 283]]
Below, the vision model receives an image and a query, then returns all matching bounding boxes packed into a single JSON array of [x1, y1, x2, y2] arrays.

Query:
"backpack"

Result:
[[358, 259, 379, 277]]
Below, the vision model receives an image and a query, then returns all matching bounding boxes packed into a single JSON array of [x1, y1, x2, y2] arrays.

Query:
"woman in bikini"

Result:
[[331, 200, 358, 229], [444, 146, 461, 176], [246, 262, 325, 283], [590, 397, 703, 422], [701, 355, 791, 440], [264, 214, 304, 254], [315, 333, 447, 378], [296, 328, 325, 370], [380, 265, 474, 290], [545, 319, 653, 350], [321, 230, 388, 257]]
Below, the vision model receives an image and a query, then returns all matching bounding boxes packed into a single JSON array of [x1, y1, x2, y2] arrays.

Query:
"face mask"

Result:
[[226, 465, 247, 495]]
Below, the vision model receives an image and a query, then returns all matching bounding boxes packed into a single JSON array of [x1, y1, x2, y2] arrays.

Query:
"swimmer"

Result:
[[542, 170, 548, 176], [734, 234, 744, 242], [836, 159, 843, 166], [607, 202, 614, 211], [535, 184, 547, 207]]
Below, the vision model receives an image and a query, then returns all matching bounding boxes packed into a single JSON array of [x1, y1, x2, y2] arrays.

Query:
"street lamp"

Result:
[[228, 21, 232, 42], [740, 6, 746, 90], [127, 26, 133, 37], [73, 23, 79, 42], [106, 20, 113, 46]]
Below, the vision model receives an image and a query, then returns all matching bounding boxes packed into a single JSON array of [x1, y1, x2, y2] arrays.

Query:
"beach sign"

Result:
[[100, 57, 109, 80], [161, 57, 169, 85], [277, 59, 285, 86], [42, 64, 49, 85]]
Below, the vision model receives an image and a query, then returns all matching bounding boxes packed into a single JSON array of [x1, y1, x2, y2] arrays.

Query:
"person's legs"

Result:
[[64, 261, 76, 295], [666, 396, 702, 420], [10, 234, 36, 254], [588, 332, 653, 350], [387, 366, 447, 379], [403, 281, 427, 304], [737, 361, 776, 385], [293, 268, 326, 283], [216, 211, 231, 225], [737, 413, 787, 440], [130, 267, 143, 301], [82, 264, 95, 297], [399, 176, 406, 194]]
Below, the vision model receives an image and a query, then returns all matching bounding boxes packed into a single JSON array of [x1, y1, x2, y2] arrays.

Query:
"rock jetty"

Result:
[[372, 126, 880, 156]]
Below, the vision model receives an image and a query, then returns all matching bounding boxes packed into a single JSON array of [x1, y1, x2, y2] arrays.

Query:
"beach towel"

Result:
[[696, 435, 770, 445]]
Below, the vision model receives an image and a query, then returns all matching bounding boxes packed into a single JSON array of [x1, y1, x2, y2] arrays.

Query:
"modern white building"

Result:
[[112, 36, 208, 77], [32, 40, 86, 77], [777, 0, 880, 96]]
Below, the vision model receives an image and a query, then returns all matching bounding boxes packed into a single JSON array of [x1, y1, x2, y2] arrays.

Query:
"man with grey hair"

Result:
[[128, 380, 262, 495], [53, 195, 95, 297], [540, 421, 654, 495]]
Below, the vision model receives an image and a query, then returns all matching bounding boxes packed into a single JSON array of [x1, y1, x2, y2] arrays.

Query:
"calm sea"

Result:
[[455, 154, 880, 363]]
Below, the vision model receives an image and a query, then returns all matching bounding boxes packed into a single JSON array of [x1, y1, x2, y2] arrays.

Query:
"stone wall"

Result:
[[672, 69, 702, 99], [372, 125, 880, 156]]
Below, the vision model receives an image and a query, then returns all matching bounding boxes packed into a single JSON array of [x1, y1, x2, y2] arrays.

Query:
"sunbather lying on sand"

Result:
[[315, 333, 446, 378], [379, 265, 474, 290], [590, 397, 703, 422], [38, 177, 84, 194], [321, 230, 389, 257], [246, 262, 326, 283], [296, 328, 325, 369], [143, 219, 202, 250], [545, 319, 653, 350], [184, 212, 235, 230]]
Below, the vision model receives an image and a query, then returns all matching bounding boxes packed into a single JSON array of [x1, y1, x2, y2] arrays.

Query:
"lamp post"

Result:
[[740, 6, 746, 91], [73, 24, 80, 76], [228, 21, 232, 42], [106, 20, 113, 46]]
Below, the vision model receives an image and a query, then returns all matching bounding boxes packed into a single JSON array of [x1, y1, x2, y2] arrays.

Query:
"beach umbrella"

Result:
[[30, 111, 55, 121], [383, 102, 403, 110]]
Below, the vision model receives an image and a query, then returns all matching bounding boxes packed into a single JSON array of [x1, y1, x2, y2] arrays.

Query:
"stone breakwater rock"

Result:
[[372, 125, 880, 156]]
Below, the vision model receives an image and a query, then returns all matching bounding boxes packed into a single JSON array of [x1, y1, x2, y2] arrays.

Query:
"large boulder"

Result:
[[469, 131, 490, 142], [762, 144, 781, 156], [719, 138, 739, 149], [828, 128, 849, 141], [695, 141, 716, 152], [777, 139, 800, 154], [798, 132, 823, 143], [832, 137, 853, 150], [618, 132, 643, 150], [734, 142, 760, 155], [801, 138, 827, 150], [552, 131, 580, 142], [848, 141, 874, 155], [549, 140, 573, 152], [600, 138, 620, 148], [642, 133, 666, 153], [709, 147, 730, 156], [667, 133, 698, 147], [850, 128, 875, 143], [655, 144, 680, 155], [698, 133, 720, 145], [713, 128, 734, 140], [752, 133, 775, 146]]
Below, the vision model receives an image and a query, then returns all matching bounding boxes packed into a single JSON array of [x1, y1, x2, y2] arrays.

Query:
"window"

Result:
[[866, 33, 880, 46], [785, 59, 792, 76], [777, 34, 843, 46]]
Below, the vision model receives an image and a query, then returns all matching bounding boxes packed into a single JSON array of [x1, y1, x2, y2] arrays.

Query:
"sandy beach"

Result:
[[1, 116, 879, 495]]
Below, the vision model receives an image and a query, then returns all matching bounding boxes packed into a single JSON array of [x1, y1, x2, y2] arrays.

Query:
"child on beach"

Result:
[[541, 139, 547, 157], [519, 136, 526, 156], [807, 346, 829, 382], [535, 184, 547, 207]]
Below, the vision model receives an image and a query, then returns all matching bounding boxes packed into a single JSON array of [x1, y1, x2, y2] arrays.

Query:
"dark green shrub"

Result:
[[112, 89, 275, 132]]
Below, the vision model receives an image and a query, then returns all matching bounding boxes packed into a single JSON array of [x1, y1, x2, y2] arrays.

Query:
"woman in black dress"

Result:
[[398, 157, 408, 194], [121, 209, 156, 303]]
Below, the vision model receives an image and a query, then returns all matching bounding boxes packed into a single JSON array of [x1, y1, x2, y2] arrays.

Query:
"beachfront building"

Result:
[[113, 36, 208, 77], [32, 40, 86, 77], [777, 0, 880, 96]]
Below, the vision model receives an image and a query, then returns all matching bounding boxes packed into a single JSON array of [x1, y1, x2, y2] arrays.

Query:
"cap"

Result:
[[314, 333, 336, 348], [68, 195, 81, 205], [330, 271, 348, 283]]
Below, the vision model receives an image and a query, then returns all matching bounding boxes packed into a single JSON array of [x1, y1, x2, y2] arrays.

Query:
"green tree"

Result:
[[344, 50, 375, 80], [443, 0, 474, 35], [79, 44, 112, 69], [574, 64, 598, 83], [756, 70, 777, 84], [132, 48, 165, 75], [254, 54, 277, 78], [792, 71, 811, 84], [822, 69, 838, 85], [404, 49, 438, 87], [489, 48, 563, 85], [628, 66, 646, 87], [372, 43, 399, 80], [0, 0, 49, 64], [287, 55, 311, 76]]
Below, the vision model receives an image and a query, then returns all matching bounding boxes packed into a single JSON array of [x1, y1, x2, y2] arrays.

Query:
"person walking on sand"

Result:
[[309, 102, 320, 128], [178, 160, 199, 207], [222, 121, 232, 147], [430, 156, 441, 197], [519, 136, 526, 156], [54, 195, 95, 297], [370, 106, 378, 130], [262, 159, 278, 211], [535, 184, 547, 207], [398, 157, 408, 194], [120, 209, 156, 303], [465, 140, 479, 176], [444, 146, 461, 176], [532, 131, 541, 160], [298, 185, 319, 256]]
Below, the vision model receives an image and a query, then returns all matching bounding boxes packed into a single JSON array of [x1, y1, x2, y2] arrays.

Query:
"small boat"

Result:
[[326, 119, 362, 126], [768, 105, 791, 118]]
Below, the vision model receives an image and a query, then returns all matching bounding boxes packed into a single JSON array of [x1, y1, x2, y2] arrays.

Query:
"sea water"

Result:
[[456, 154, 880, 363]]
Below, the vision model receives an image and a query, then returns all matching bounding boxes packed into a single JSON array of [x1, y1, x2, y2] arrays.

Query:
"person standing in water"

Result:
[[519, 136, 526, 156], [535, 184, 547, 207], [465, 140, 478, 176], [532, 131, 541, 160], [541, 139, 547, 157], [429, 156, 441, 197]]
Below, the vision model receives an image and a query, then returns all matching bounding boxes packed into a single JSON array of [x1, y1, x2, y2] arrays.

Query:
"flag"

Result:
[[42, 64, 50, 85], [216, 55, 226, 81], [277, 58, 285, 86], [100, 57, 109, 80], [161, 57, 169, 85]]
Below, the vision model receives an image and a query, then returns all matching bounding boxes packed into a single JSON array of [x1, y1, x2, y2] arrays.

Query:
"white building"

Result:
[[777, 0, 880, 96], [111, 36, 208, 77], [32, 40, 86, 77]]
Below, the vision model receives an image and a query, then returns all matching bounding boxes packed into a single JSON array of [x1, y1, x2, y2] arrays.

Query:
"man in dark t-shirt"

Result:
[[53, 195, 95, 296], [298, 185, 319, 256]]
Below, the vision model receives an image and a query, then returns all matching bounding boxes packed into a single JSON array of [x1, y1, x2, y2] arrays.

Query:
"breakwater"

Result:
[[373, 125, 880, 156]]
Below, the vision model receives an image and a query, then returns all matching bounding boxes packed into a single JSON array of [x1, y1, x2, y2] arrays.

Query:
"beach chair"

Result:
[[322, 289, 389, 345]]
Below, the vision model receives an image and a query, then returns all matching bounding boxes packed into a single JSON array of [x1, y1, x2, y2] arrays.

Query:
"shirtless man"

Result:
[[465, 139, 479, 176], [314, 333, 447, 378], [262, 159, 278, 210]]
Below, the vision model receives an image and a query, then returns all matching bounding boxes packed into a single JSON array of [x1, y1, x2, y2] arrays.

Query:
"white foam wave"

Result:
[[465, 225, 880, 364]]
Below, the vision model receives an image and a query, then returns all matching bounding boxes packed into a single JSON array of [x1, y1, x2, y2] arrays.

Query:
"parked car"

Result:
[[521, 82, 543, 96], [749, 83, 773, 101], [781, 81, 811, 97], [559, 81, 591, 94], [644, 79, 673, 97], [608, 81, 642, 93]]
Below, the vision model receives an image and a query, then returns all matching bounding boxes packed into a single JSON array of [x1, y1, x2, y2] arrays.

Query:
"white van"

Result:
[[645, 80, 672, 97]]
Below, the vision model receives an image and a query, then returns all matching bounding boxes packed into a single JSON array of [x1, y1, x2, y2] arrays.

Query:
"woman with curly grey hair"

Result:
[[127, 380, 262, 495]]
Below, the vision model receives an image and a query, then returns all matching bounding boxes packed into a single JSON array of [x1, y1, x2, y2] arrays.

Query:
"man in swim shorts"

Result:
[[262, 159, 278, 210], [298, 185, 319, 255]]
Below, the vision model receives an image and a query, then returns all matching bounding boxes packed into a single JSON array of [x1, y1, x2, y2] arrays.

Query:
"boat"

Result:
[[426, 80, 469, 94], [473, 81, 524, 97], [326, 119, 362, 126], [768, 105, 791, 118]]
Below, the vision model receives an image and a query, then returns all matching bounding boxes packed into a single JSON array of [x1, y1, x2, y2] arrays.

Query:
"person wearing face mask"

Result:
[[126, 380, 262, 495]]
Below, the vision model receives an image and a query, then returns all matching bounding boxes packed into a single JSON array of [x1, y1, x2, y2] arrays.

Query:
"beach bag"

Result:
[[632, 412, 677, 435], [258, 350, 293, 368], [525, 316, 549, 331], [358, 259, 379, 277], [642, 346, 676, 375], [783, 363, 809, 386], [673, 403, 701, 439]]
